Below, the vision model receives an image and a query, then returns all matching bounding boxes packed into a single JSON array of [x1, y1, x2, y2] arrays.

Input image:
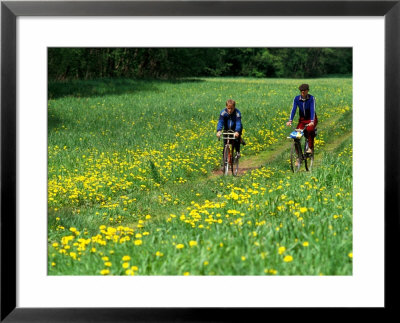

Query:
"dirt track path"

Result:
[[211, 140, 291, 177]]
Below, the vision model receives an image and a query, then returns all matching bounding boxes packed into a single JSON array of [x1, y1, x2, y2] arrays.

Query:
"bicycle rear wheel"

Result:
[[307, 153, 314, 171], [223, 145, 230, 176], [304, 141, 313, 172], [290, 141, 301, 173], [232, 150, 239, 176]]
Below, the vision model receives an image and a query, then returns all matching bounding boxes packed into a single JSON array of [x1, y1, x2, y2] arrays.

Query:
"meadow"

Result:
[[48, 77, 353, 275]]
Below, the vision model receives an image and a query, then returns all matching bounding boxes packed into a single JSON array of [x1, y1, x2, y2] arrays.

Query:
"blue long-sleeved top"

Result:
[[217, 108, 242, 133], [289, 94, 316, 122]]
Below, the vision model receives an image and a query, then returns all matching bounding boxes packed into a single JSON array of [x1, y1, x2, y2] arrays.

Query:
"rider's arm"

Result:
[[310, 96, 316, 122], [217, 111, 225, 132], [289, 97, 298, 122], [234, 111, 242, 133]]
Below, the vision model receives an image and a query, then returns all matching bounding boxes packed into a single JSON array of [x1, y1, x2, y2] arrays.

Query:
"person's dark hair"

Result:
[[299, 84, 309, 91]]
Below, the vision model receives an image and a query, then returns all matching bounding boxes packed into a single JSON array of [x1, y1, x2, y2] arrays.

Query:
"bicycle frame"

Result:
[[287, 125, 313, 172], [220, 130, 238, 176]]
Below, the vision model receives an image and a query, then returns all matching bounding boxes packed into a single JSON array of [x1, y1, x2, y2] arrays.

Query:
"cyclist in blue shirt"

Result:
[[286, 84, 318, 154], [216, 99, 245, 158]]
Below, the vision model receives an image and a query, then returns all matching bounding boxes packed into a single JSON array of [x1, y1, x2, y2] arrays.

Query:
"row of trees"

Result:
[[48, 48, 352, 80]]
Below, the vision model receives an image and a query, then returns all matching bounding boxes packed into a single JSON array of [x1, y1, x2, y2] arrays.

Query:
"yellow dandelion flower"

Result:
[[278, 246, 286, 255], [176, 244, 184, 249], [302, 242, 309, 247], [122, 262, 130, 269], [122, 255, 131, 261], [348, 252, 353, 258], [100, 269, 110, 275], [283, 255, 293, 262], [189, 241, 197, 247], [134, 240, 142, 246]]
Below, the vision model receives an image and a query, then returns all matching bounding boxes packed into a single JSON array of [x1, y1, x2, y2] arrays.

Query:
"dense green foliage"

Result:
[[48, 77, 353, 275], [48, 48, 352, 80]]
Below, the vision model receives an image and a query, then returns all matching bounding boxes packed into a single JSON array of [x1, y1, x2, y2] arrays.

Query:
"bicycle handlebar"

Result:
[[290, 123, 311, 130], [221, 131, 236, 140], [218, 130, 237, 141]]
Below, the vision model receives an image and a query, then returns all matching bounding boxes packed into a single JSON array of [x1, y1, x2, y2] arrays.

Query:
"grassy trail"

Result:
[[313, 131, 352, 168], [141, 114, 352, 227]]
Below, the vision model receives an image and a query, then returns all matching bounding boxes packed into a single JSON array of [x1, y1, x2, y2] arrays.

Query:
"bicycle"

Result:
[[219, 130, 239, 176], [287, 125, 315, 172]]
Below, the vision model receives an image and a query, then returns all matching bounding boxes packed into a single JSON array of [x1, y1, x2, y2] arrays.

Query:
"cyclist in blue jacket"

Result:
[[286, 83, 318, 154], [216, 99, 245, 158]]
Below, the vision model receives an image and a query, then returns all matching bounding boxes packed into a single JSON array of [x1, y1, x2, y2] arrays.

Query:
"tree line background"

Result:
[[48, 48, 352, 80]]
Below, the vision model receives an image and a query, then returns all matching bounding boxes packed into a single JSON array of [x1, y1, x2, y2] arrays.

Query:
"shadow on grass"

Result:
[[48, 112, 63, 133], [48, 78, 204, 99]]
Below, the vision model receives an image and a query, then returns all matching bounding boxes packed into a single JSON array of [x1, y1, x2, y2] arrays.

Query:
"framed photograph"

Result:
[[1, 0, 398, 321]]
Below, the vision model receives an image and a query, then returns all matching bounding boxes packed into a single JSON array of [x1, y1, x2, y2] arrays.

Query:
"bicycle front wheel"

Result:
[[223, 145, 230, 176], [290, 141, 301, 173]]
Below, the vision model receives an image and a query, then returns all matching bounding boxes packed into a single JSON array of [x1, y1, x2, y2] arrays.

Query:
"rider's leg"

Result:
[[295, 119, 306, 156], [234, 139, 240, 157], [239, 130, 246, 145], [305, 116, 318, 152], [235, 133, 242, 157], [296, 118, 306, 131], [304, 125, 313, 152]]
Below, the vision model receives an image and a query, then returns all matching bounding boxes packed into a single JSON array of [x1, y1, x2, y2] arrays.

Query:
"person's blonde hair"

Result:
[[226, 99, 236, 107]]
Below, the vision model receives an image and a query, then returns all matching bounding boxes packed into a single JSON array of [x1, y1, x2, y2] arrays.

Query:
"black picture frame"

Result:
[[1, 0, 398, 321]]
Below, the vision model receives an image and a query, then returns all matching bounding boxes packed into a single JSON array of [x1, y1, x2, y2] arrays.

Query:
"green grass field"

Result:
[[48, 77, 353, 275]]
